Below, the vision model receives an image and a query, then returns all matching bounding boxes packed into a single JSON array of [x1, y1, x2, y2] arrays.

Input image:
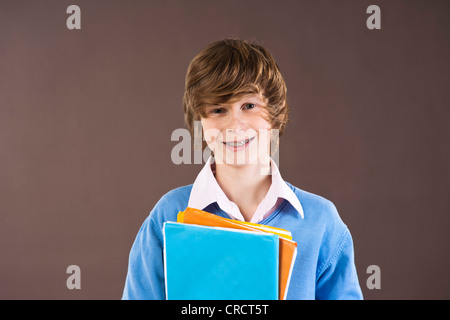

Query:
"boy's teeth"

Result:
[[227, 139, 248, 147]]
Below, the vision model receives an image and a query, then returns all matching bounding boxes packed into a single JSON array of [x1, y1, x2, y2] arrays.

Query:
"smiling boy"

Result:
[[122, 39, 363, 299]]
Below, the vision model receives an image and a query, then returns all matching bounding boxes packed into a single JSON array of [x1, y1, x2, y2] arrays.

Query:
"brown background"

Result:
[[0, 0, 449, 299]]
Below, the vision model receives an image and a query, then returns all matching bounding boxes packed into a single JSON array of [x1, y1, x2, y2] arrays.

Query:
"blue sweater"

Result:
[[122, 183, 363, 300]]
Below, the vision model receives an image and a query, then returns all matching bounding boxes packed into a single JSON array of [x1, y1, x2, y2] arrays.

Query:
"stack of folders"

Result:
[[163, 207, 297, 300]]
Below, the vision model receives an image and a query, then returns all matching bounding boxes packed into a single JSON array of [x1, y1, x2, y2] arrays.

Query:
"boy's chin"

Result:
[[213, 155, 261, 167]]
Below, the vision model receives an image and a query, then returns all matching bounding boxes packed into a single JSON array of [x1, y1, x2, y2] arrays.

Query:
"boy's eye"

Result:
[[243, 103, 257, 110], [210, 107, 225, 114]]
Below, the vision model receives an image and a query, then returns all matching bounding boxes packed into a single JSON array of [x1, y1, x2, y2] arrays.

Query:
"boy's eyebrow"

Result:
[[206, 104, 227, 108], [214, 95, 266, 107]]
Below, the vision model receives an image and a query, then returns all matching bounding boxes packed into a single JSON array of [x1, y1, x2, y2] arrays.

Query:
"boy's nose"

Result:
[[226, 109, 247, 133]]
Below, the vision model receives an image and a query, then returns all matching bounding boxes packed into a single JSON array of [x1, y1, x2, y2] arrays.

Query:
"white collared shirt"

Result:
[[187, 157, 304, 223]]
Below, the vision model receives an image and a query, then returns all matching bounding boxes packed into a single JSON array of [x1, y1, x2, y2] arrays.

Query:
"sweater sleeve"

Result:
[[121, 216, 165, 300], [315, 229, 363, 300]]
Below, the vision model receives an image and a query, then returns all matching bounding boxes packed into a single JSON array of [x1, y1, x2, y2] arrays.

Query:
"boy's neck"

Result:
[[213, 160, 272, 222]]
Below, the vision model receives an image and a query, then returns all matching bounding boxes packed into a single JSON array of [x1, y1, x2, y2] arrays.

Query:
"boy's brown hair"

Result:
[[183, 39, 289, 137]]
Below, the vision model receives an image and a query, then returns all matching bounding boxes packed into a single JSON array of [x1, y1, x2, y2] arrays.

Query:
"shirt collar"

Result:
[[187, 156, 304, 220]]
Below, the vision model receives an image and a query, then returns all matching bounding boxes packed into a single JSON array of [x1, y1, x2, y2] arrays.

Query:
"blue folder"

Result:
[[163, 222, 279, 300]]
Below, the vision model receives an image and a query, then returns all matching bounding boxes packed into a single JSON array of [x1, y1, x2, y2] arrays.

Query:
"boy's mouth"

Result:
[[222, 136, 256, 150]]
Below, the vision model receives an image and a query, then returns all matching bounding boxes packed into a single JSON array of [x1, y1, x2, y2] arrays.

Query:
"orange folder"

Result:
[[177, 207, 298, 300]]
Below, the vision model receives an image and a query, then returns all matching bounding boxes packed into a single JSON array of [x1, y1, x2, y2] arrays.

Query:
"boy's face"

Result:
[[200, 94, 273, 167]]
